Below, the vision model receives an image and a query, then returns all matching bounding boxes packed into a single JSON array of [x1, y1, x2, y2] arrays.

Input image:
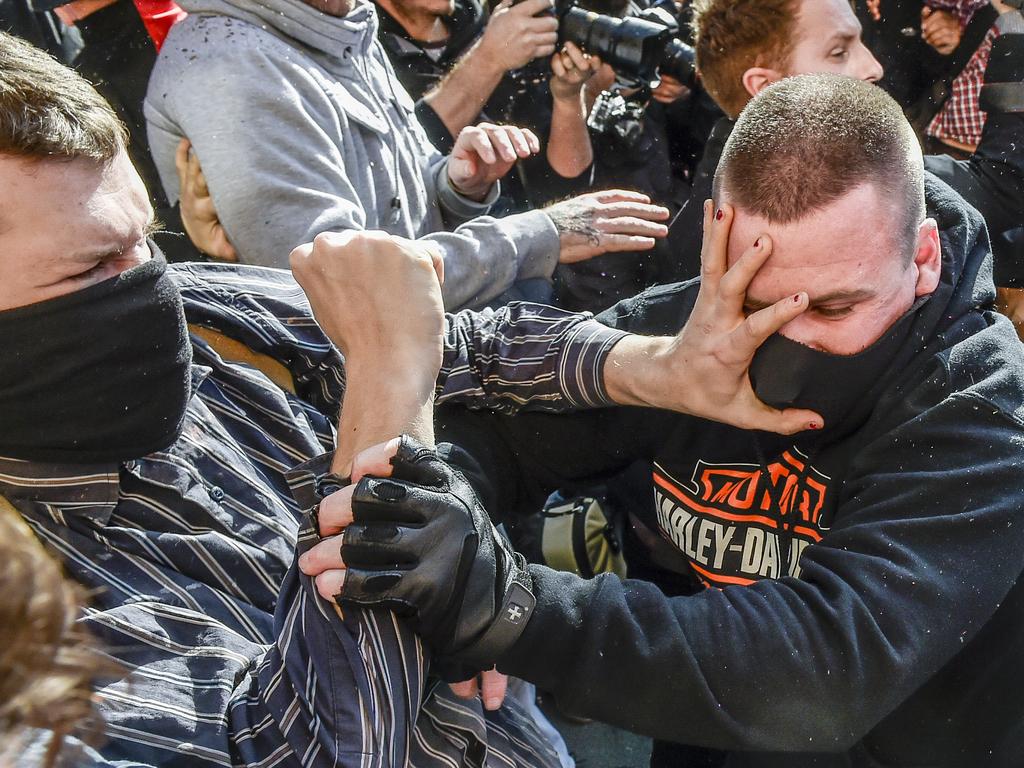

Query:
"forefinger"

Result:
[[699, 200, 732, 290], [739, 291, 809, 352], [716, 232, 771, 315], [592, 189, 653, 205], [317, 485, 355, 536], [601, 201, 671, 221]]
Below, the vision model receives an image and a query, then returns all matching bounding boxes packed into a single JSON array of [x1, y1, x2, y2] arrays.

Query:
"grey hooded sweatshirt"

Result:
[[145, 0, 560, 310]]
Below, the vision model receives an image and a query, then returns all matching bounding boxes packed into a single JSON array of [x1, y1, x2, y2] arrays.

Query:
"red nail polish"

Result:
[[793, 294, 801, 303], [809, 422, 821, 430], [715, 209, 724, 221], [754, 237, 762, 249]]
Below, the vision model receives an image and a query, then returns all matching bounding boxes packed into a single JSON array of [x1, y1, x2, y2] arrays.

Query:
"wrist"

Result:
[[448, 173, 490, 202], [551, 88, 586, 111], [333, 361, 438, 476], [467, 36, 508, 80], [552, 86, 585, 105], [602, 334, 675, 408]]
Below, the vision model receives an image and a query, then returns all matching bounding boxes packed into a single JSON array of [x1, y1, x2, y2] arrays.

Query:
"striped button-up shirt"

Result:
[[8, 262, 625, 767]]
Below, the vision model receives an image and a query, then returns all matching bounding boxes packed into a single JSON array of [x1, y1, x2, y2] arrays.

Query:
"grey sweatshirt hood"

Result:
[[176, 0, 377, 60]]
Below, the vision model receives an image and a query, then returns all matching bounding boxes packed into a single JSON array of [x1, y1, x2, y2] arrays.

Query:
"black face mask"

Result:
[[749, 299, 926, 433], [0, 250, 192, 464]]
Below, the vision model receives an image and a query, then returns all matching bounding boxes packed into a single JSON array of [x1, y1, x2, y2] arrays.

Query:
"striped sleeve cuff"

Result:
[[557, 319, 629, 408]]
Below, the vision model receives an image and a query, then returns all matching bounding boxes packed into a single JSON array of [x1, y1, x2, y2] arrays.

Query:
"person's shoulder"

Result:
[[154, 13, 309, 83], [595, 280, 701, 336], [171, 262, 312, 320], [149, 15, 336, 129], [876, 314, 1024, 442], [944, 316, 1024, 425]]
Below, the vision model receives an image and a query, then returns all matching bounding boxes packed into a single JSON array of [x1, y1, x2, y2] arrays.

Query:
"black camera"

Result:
[[558, 3, 696, 88]]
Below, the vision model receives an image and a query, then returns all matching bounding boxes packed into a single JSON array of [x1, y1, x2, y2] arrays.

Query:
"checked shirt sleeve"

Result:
[[438, 302, 627, 414]]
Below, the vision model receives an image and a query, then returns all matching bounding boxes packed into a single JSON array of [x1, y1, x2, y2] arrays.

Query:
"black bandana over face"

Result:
[[0, 249, 192, 463], [749, 298, 927, 433]]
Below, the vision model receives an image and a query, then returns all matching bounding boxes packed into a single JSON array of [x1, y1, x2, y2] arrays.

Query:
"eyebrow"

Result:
[[825, 23, 861, 45], [744, 288, 874, 311], [69, 209, 158, 264]]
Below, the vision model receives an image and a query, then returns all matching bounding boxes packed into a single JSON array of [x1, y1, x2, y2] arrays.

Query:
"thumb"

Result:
[[350, 438, 402, 484], [449, 154, 478, 187], [747, 405, 824, 436]]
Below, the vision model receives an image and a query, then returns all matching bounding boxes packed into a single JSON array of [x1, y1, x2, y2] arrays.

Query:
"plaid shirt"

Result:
[[927, 26, 998, 147], [9, 262, 624, 767], [924, 0, 988, 26]]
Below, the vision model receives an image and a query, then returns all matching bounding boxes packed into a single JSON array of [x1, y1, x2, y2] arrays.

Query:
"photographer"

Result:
[[374, 0, 600, 214], [516, 0, 702, 311]]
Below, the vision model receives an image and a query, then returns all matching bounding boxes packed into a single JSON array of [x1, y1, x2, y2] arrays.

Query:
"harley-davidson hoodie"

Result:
[[439, 174, 1024, 767]]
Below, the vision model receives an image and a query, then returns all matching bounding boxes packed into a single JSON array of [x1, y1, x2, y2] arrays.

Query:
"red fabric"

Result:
[[131, 0, 186, 50], [925, 0, 989, 29]]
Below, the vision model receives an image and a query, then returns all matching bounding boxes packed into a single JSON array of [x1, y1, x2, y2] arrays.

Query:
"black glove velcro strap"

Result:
[[453, 575, 536, 669]]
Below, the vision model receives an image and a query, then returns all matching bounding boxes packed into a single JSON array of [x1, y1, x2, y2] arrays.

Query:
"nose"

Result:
[[855, 42, 884, 83], [776, 315, 827, 352]]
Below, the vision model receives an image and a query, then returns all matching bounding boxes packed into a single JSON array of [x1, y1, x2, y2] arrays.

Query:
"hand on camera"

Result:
[[448, 122, 540, 201], [299, 436, 534, 674], [652, 74, 690, 104], [544, 189, 670, 263], [479, 0, 560, 73], [550, 42, 602, 102]]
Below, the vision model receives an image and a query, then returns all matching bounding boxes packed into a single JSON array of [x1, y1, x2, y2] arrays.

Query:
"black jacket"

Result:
[[438, 174, 1024, 766]]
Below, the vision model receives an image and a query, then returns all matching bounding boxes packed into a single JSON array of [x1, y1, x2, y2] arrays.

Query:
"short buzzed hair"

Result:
[[713, 74, 926, 261], [692, 0, 800, 119], [0, 30, 126, 161]]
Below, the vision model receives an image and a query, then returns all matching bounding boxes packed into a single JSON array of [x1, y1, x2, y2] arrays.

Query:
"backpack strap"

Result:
[[188, 324, 297, 395]]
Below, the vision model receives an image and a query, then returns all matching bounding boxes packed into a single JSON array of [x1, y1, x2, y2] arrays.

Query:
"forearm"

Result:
[[423, 41, 506, 138], [602, 334, 677, 408], [438, 302, 628, 413], [546, 95, 593, 178], [333, 359, 436, 476], [427, 210, 559, 311]]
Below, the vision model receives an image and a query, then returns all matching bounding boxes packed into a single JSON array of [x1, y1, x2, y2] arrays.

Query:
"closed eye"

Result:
[[815, 305, 854, 319]]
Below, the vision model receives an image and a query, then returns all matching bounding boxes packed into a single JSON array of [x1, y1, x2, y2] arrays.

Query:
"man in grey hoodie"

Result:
[[145, 0, 670, 310]]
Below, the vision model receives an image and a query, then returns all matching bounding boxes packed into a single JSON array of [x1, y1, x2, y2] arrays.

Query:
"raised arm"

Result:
[[286, 204, 826, 473], [422, 0, 559, 138]]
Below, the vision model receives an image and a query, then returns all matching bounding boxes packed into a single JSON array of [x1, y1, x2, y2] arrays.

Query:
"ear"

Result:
[[912, 218, 942, 298], [741, 66, 784, 99]]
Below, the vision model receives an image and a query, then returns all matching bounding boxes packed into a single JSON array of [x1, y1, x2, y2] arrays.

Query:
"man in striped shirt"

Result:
[[0, 30, 815, 767]]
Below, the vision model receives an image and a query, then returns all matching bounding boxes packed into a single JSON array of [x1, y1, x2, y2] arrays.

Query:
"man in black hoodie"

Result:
[[300, 73, 1024, 767]]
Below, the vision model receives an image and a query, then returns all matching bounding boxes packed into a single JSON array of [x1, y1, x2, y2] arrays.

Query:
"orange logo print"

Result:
[[652, 450, 831, 587]]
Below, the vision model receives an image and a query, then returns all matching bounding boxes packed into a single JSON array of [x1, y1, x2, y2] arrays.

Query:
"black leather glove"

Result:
[[336, 436, 535, 672]]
